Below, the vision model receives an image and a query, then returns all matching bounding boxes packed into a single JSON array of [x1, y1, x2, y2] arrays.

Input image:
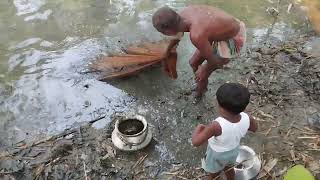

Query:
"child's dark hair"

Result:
[[216, 83, 250, 115]]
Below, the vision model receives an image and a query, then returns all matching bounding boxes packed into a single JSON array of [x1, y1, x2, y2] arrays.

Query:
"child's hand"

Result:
[[194, 124, 206, 134], [198, 124, 206, 130], [192, 122, 221, 147]]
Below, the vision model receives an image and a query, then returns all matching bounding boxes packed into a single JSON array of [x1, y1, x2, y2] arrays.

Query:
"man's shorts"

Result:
[[213, 21, 246, 59]]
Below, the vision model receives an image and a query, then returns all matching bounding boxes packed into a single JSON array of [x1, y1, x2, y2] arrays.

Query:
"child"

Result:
[[191, 83, 257, 180], [152, 6, 246, 98]]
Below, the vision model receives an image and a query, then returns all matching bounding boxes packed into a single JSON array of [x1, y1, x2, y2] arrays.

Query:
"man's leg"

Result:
[[195, 58, 230, 97], [224, 166, 235, 180], [189, 49, 205, 73]]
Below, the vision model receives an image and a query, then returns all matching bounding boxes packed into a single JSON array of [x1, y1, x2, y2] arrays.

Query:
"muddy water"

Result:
[[0, 0, 311, 153]]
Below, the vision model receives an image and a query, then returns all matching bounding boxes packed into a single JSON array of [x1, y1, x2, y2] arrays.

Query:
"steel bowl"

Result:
[[111, 114, 152, 151], [235, 146, 261, 180]]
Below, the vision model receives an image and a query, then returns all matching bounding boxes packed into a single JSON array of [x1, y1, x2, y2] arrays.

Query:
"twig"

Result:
[[292, 125, 306, 132], [298, 136, 319, 139], [45, 157, 61, 167], [257, 110, 274, 119], [133, 154, 148, 169], [307, 149, 320, 152], [253, 116, 268, 122], [286, 121, 295, 137], [303, 126, 317, 132], [266, 128, 272, 135], [88, 115, 106, 124], [83, 161, 88, 180], [0, 171, 18, 175], [286, 129, 292, 137], [257, 158, 278, 179], [271, 121, 281, 128], [196, 174, 208, 179], [177, 176, 189, 180], [283, 141, 294, 146], [162, 172, 179, 176], [292, 126, 319, 135], [267, 136, 280, 138]]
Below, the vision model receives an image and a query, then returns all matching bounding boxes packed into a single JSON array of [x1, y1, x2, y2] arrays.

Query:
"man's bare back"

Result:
[[179, 5, 240, 43], [152, 6, 246, 99]]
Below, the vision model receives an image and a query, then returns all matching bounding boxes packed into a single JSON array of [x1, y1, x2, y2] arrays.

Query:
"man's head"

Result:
[[216, 83, 250, 115], [152, 6, 181, 36]]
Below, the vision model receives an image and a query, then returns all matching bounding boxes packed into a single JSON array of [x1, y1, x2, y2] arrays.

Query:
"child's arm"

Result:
[[191, 122, 222, 147], [248, 115, 258, 132]]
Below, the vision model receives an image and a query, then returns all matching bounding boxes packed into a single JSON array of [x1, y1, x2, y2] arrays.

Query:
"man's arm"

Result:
[[165, 39, 180, 56], [190, 34, 223, 67], [191, 122, 222, 147]]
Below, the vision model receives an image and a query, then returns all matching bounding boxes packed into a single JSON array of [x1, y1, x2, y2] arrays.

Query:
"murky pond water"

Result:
[[0, 0, 311, 148]]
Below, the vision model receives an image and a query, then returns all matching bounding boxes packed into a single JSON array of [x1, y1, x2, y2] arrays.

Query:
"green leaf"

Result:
[[284, 165, 315, 180], [191, 119, 198, 125]]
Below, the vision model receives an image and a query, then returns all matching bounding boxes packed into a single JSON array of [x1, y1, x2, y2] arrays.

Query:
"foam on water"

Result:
[[13, 0, 46, 16]]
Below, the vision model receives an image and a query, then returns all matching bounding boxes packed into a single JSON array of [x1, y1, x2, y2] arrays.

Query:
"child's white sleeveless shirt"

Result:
[[208, 112, 250, 152]]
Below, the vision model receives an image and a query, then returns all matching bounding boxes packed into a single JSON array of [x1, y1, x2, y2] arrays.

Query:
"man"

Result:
[[152, 5, 246, 98]]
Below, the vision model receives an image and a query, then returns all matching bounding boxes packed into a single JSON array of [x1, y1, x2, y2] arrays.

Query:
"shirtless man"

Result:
[[152, 5, 246, 97]]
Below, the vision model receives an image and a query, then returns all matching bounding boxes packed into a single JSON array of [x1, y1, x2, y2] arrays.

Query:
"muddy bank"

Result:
[[1, 33, 320, 179]]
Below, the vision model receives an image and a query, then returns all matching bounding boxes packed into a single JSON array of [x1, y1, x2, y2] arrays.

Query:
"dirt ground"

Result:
[[1, 32, 320, 180]]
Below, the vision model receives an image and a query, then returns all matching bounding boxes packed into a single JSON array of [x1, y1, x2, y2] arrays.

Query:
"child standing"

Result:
[[191, 83, 257, 180]]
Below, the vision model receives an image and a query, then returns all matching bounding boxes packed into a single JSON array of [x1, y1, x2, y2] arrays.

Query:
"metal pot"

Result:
[[235, 146, 261, 180], [111, 114, 152, 151]]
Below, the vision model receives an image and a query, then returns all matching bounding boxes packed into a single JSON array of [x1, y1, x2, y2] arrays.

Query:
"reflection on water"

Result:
[[0, 0, 310, 146]]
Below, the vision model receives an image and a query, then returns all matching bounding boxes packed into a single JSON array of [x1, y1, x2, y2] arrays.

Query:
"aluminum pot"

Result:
[[235, 146, 261, 180], [111, 114, 152, 151], [115, 114, 148, 145]]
